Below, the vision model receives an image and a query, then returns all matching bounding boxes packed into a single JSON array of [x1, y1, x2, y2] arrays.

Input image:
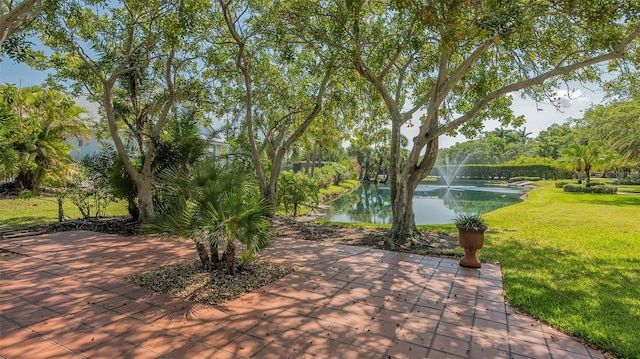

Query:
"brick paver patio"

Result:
[[1, 231, 605, 358]]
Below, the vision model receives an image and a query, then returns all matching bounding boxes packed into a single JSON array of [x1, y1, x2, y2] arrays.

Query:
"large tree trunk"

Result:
[[136, 178, 154, 223], [389, 181, 418, 246], [389, 137, 439, 245], [265, 148, 286, 210]]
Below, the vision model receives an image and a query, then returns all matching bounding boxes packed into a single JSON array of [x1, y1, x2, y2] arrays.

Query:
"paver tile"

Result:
[[220, 333, 269, 358], [303, 336, 351, 358], [386, 338, 429, 359], [166, 339, 219, 359], [431, 334, 471, 357], [468, 343, 508, 359], [254, 342, 301, 359], [349, 331, 394, 354], [0, 335, 63, 358]]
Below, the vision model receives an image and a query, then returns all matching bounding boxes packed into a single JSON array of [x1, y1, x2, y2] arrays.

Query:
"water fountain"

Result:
[[437, 154, 468, 187]]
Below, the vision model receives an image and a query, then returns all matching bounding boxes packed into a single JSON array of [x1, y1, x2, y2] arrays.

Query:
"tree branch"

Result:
[[0, 0, 39, 49], [430, 26, 640, 141]]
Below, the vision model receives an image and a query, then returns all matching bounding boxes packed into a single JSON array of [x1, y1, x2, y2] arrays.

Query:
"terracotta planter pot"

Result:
[[457, 226, 485, 268]]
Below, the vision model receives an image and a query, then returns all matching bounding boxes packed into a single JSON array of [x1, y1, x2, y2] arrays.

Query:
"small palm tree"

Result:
[[148, 158, 272, 274], [561, 142, 609, 187], [561, 143, 586, 184]]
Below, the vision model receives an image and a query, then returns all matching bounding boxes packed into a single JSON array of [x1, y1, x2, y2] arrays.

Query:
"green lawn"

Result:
[[0, 196, 129, 228], [478, 181, 640, 358]]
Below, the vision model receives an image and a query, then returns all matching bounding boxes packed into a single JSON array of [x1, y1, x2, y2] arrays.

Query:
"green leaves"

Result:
[[0, 85, 89, 190], [575, 97, 640, 162], [151, 158, 272, 271]]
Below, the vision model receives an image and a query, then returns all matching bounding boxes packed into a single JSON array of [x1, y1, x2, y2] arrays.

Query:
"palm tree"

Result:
[[561, 142, 608, 187], [583, 141, 612, 187], [516, 127, 533, 144], [148, 158, 272, 274], [0, 85, 89, 190], [561, 144, 586, 184]]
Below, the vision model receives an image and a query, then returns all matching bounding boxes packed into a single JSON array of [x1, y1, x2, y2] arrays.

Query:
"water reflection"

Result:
[[320, 183, 526, 225]]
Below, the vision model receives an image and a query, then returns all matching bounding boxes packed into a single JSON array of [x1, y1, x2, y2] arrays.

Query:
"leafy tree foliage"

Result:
[[575, 97, 640, 162], [533, 123, 576, 159], [81, 111, 209, 220], [439, 127, 536, 165], [22, 0, 640, 245], [0, 84, 88, 190], [278, 171, 318, 217], [213, 0, 363, 210], [39, 0, 211, 222], [0, 0, 39, 51]]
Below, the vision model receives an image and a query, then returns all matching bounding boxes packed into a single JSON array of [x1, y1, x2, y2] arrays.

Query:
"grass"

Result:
[[319, 179, 360, 199], [0, 196, 129, 228], [476, 181, 640, 358], [617, 185, 640, 194]]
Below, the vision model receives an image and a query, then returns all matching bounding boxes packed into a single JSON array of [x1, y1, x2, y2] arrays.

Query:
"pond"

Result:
[[319, 183, 527, 225]]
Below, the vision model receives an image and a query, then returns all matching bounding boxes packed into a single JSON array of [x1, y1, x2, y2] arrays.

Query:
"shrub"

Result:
[[344, 161, 361, 180], [613, 178, 640, 185], [555, 181, 570, 188], [320, 163, 349, 186], [278, 172, 319, 217], [313, 167, 334, 189], [563, 185, 617, 194], [67, 183, 114, 218], [332, 163, 350, 185], [149, 159, 271, 274], [508, 176, 542, 183]]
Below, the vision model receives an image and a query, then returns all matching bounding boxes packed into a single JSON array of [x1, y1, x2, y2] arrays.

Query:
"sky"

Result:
[[1, 55, 604, 149], [429, 86, 604, 148]]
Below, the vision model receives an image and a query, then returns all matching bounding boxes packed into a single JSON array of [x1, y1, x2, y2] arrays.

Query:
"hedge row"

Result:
[[432, 164, 572, 180], [613, 177, 640, 185], [562, 185, 617, 194]]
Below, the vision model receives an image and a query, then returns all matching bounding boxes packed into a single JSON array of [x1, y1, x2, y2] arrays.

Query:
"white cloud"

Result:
[[549, 89, 588, 108]]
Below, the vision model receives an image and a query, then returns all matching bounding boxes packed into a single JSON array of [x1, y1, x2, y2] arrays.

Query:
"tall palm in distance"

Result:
[[561, 142, 610, 187]]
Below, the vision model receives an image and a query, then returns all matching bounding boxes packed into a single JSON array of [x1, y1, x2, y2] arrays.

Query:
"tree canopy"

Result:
[[39, 0, 212, 221], [575, 97, 640, 162]]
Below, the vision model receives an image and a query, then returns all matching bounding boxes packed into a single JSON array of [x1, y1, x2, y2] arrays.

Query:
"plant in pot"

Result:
[[454, 212, 488, 268]]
